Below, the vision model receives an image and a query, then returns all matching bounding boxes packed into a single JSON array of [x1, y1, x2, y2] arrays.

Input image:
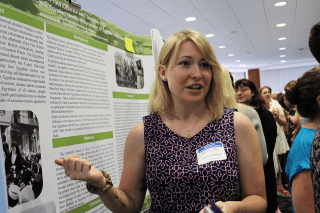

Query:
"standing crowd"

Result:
[[54, 22, 320, 213]]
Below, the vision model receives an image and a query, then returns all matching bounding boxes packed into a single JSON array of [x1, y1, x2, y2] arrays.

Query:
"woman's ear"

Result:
[[159, 65, 167, 82], [317, 95, 320, 106]]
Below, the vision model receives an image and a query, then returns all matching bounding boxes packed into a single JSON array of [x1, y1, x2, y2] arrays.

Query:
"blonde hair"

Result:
[[149, 30, 224, 121], [220, 65, 237, 109]]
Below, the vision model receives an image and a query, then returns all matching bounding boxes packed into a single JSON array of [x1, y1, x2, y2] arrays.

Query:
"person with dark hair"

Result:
[[234, 79, 278, 213], [285, 67, 320, 212], [259, 86, 290, 198], [55, 30, 267, 213], [309, 22, 320, 63]]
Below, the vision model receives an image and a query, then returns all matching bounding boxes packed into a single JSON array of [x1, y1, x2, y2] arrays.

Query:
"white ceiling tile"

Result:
[[297, 1, 320, 13], [203, 8, 235, 20], [209, 16, 239, 27], [135, 10, 173, 23], [228, 0, 263, 8], [166, 5, 201, 18], [151, 0, 192, 9], [121, 1, 162, 15], [192, 0, 230, 12], [108, 0, 149, 7]]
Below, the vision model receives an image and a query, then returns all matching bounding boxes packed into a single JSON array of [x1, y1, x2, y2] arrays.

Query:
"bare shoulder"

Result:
[[234, 111, 253, 129], [125, 121, 145, 153], [233, 112, 257, 146], [127, 121, 144, 140]]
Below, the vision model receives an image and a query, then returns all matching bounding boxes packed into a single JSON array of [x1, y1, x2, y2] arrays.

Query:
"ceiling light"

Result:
[[281, 60, 286, 63], [219, 46, 226, 48], [229, 31, 237, 34], [280, 55, 286, 57], [275, 2, 287, 7], [276, 23, 286, 27], [279, 47, 286, 50], [228, 54, 234, 56], [206, 34, 214, 37], [185, 17, 196, 22], [235, 60, 241, 62], [278, 37, 286, 40]]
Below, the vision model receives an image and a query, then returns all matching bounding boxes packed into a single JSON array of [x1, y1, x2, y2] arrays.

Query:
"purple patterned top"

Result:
[[144, 109, 240, 213]]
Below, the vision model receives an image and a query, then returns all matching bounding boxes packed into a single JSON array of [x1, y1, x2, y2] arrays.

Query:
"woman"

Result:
[[260, 86, 290, 198], [55, 30, 266, 213], [285, 68, 320, 213], [220, 65, 268, 167], [234, 79, 278, 213]]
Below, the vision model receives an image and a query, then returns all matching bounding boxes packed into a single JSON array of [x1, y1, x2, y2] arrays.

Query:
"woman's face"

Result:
[[160, 40, 212, 106], [260, 88, 271, 103], [235, 85, 254, 105]]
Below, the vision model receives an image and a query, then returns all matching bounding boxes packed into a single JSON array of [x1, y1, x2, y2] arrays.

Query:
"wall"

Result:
[[260, 65, 318, 93]]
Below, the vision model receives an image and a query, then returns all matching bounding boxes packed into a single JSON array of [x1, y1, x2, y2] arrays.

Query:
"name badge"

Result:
[[196, 142, 227, 165]]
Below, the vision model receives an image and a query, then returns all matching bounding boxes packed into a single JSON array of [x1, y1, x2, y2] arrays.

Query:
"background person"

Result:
[[285, 68, 320, 213], [56, 30, 267, 213], [234, 79, 278, 213], [309, 22, 320, 64], [259, 86, 290, 198]]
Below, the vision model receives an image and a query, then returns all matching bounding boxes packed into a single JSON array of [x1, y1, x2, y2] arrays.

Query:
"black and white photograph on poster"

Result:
[[115, 52, 144, 89], [0, 110, 43, 209]]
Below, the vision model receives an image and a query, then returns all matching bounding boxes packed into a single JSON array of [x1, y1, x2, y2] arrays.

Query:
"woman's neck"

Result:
[[304, 119, 320, 130]]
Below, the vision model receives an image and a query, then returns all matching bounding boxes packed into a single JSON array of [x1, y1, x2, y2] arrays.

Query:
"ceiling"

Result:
[[75, 0, 320, 71]]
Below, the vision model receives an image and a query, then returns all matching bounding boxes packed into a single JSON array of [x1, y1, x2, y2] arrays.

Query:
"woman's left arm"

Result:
[[292, 170, 315, 213], [216, 112, 267, 213], [276, 113, 287, 127]]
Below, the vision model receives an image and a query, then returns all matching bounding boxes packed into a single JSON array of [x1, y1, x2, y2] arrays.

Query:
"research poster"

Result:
[[0, 0, 155, 212]]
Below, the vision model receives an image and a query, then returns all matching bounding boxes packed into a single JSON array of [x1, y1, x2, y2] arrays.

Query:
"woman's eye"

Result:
[[180, 61, 190, 66], [200, 62, 210, 69]]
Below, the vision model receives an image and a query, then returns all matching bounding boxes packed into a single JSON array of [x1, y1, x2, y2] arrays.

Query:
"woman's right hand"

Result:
[[55, 154, 106, 188]]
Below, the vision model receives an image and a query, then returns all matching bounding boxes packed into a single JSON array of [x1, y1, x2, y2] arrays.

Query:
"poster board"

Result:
[[0, 0, 155, 212]]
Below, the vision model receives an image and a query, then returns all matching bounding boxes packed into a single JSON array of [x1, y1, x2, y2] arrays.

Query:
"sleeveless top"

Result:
[[144, 109, 240, 213], [311, 126, 320, 213]]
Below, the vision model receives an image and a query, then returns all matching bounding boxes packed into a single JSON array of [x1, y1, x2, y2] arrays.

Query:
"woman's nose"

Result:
[[191, 65, 202, 79]]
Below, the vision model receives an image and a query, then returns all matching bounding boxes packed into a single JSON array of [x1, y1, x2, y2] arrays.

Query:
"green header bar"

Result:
[[67, 197, 102, 213], [0, 0, 152, 55], [47, 24, 108, 51], [53, 131, 113, 148], [113, 92, 150, 100], [0, 5, 44, 30]]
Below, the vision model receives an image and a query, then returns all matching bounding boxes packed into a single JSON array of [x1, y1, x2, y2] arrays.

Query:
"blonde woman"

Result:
[[56, 30, 266, 213]]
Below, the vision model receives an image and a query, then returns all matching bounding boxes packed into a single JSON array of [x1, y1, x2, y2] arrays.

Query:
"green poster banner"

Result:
[[66, 197, 102, 213], [46, 23, 108, 51], [113, 91, 150, 100], [0, 5, 44, 30], [53, 131, 113, 148], [0, 0, 152, 55]]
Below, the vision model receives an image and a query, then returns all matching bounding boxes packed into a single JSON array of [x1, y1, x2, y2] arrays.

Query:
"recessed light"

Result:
[[235, 60, 241, 62], [279, 47, 286, 50], [206, 34, 214, 37], [276, 23, 286, 27], [185, 17, 196, 22], [219, 46, 226, 48], [228, 54, 234, 56], [280, 55, 286, 57], [275, 2, 286, 7], [281, 60, 286, 63], [278, 37, 286, 40]]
